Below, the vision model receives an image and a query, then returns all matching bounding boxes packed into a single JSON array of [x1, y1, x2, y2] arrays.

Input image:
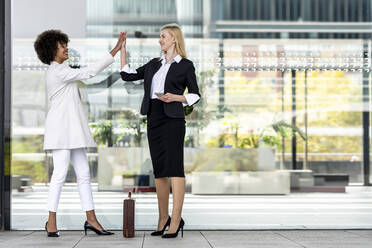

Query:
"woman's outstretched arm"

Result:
[[120, 32, 128, 69], [120, 32, 147, 81], [57, 33, 125, 83], [81, 72, 121, 94]]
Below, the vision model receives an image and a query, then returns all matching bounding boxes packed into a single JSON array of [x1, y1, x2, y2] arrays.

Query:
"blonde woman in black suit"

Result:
[[120, 24, 200, 238]]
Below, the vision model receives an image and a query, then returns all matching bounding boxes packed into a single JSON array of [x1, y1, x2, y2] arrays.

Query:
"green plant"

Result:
[[184, 105, 194, 116], [189, 148, 258, 172], [271, 120, 307, 141], [206, 118, 306, 149], [185, 135, 195, 147], [122, 172, 136, 178], [121, 116, 147, 147], [185, 69, 218, 147], [90, 120, 114, 146], [261, 134, 280, 147], [116, 109, 147, 147], [91, 109, 148, 147], [239, 131, 260, 148], [12, 136, 44, 153], [12, 160, 47, 183]]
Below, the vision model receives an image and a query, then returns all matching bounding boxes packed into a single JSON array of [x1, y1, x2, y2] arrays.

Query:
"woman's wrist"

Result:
[[110, 47, 120, 56], [178, 95, 187, 103]]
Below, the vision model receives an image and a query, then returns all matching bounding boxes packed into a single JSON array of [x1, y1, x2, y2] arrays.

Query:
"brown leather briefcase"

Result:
[[123, 192, 135, 238]]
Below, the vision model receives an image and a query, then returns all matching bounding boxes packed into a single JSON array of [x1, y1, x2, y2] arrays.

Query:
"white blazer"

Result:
[[43, 53, 114, 150]]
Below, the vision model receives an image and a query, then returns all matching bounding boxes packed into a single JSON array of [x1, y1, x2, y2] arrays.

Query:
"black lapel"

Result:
[[164, 62, 177, 92]]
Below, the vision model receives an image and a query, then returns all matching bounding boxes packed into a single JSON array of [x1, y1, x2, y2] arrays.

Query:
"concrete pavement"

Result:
[[1, 230, 372, 248]]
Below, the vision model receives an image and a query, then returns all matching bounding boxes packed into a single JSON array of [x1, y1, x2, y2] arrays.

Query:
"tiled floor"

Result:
[[1, 230, 371, 248]]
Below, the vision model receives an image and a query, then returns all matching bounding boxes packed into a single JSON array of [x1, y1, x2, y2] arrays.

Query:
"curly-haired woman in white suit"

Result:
[[34, 30, 125, 237]]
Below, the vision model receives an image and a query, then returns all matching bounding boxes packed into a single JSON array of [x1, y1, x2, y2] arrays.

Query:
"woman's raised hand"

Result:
[[116, 32, 126, 50], [110, 32, 126, 56], [120, 32, 128, 68], [121, 32, 127, 49]]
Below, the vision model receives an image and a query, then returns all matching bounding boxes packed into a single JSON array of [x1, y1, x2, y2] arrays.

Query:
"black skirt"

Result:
[[147, 99, 185, 178]]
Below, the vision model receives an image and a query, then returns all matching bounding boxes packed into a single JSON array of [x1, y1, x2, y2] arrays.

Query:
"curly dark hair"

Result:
[[34, 30, 69, 65]]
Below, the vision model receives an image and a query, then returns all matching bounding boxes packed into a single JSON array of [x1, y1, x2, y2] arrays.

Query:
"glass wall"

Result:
[[10, 0, 372, 230]]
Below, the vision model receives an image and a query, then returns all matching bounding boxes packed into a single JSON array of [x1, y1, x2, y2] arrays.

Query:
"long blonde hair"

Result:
[[161, 23, 187, 58]]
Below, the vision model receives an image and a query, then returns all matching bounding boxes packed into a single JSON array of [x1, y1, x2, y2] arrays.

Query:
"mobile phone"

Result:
[[155, 92, 164, 98]]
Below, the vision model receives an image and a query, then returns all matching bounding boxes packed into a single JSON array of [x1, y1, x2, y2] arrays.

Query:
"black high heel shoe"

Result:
[[84, 221, 114, 236], [161, 218, 184, 239], [45, 222, 59, 237], [151, 216, 171, 236]]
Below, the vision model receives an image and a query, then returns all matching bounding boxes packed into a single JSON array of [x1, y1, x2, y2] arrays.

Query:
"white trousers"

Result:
[[47, 148, 94, 212]]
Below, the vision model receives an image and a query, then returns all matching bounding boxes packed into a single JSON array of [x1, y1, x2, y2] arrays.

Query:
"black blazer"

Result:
[[120, 57, 200, 118]]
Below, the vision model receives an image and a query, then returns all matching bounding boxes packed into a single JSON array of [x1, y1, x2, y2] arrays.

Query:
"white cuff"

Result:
[[106, 52, 115, 60], [182, 93, 200, 107], [120, 64, 137, 73]]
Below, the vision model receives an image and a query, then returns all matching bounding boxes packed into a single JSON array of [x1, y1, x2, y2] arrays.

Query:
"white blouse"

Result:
[[43, 53, 115, 150], [122, 55, 200, 106]]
